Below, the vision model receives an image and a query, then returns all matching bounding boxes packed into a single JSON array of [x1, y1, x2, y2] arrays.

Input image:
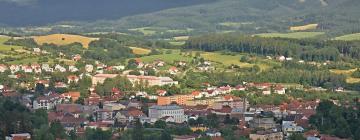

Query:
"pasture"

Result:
[[33, 34, 98, 48], [335, 33, 360, 41], [254, 32, 325, 39]]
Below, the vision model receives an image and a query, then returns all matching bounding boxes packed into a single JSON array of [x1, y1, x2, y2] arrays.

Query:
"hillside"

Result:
[[1, 0, 359, 37]]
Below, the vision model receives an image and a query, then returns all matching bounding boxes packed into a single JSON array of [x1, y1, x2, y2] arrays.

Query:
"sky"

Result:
[[0, 0, 214, 26]]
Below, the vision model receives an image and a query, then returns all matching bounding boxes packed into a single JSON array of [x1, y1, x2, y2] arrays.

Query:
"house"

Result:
[[192, 91, 203, 99], [96, 109, 114, 122], [173, 135, 196, 140], [67, 75, 79, 84], [69, 65, 79, 72], [157, 90, 167, 96], [9, 65, 20, 73], [168, 66, 178, 75], [85, 64, 94, 73], [86, 93, 102, 105], [249, 113, 276, 129], [0, 64, 8, 72], [72, 54, 82, 61], [149, 105, 188, 123], [33, 93, 61, 110], [277, 56, 286, 61], [274, 85, 285, 94], [249, 131, 283, 140], [177, 61, 187, 67], [61, 91, 81, 102], [114, 107, 145, 123], [135, 58, 144, 68], [206, 129, 222, 137], [5, 133, 31, 140], [262, 88, 271, 95], [33, 48, 41, 53], [23, 66, 33, 73], [55, 64, 66, 72]]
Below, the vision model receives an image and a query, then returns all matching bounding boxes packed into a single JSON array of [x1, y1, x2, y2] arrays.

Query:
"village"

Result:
[[0, 53, 351, 140]]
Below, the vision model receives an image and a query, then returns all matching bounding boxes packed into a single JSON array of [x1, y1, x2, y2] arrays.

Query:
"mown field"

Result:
[[130, 47, 151, 55], [254, 32, 325, 39], [335, 33, 360, 41], [33, 34, 98, 48]]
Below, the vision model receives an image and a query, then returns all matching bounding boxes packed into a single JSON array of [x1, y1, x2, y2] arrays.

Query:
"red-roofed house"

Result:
[[61, 92, 81, 102], [67, 75, 79, 84]]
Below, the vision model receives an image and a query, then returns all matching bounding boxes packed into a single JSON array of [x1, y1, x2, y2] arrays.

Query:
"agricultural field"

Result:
[[290, 24, 318, 31], [330, 68, 360, 84], [166, 28, 193, 33], [334, 33, 360, 41], [137, 50, 192, 64], [254, 32, 325, 39], [219, 22, 253, 28], [129, 47, 151, 55], [32, 34, 98, 48], [0, 35, 24, 51]]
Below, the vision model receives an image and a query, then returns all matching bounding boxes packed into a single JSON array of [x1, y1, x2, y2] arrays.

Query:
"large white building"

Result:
[[149, 105, 187, 123], [127, 75, 178, 87], [33, 94, 62, 110]]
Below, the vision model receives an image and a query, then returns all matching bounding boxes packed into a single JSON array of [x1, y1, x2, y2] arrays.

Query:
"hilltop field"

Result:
[[33, 34, 98, 48], [335, 33, 360, 41]]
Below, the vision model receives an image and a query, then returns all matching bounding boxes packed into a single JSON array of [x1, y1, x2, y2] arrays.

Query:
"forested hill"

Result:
[[1, 0, 360, 35], [0, 0, 215, 26], [58, 0, 360, 34]]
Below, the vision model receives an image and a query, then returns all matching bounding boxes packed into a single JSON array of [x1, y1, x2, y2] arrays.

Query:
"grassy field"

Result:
[[254, 32, 325, 39], [33, 34, 98, 48], [290, 24, 318, 31], [130, 47, 151, 55], [335, 33, 360, 41], [0, 36, 24, 51], [173, 36, 189, 41], [138, 53, 192, 64], [167, 28, 193, 33], [219, 22, 253, 28], [199, 52, 280, 71]]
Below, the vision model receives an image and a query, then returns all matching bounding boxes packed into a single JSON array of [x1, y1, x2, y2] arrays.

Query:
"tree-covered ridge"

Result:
[[310, 100, 360, 139], [185, 33, 360, 61]]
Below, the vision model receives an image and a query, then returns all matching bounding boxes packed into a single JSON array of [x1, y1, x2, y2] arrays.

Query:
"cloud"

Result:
[[0, 0, 37, 6]]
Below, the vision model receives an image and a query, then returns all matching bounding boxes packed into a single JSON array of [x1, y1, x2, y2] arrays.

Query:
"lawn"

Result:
[[169, 41, 186, 46], [129, 27, 168, 36], [167, 28, 193, 33], [7, 57, 40, 65], [335, 33, 360, 41], [173, 36, 189, 41], [130, 47, 151, 55], [33, 34, 98, 48], [254, 32, 325, 39], [0, 36, 24, 51]]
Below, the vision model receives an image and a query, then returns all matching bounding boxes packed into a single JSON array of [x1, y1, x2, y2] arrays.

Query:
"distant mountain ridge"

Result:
[[1, 0, 360, 35]]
